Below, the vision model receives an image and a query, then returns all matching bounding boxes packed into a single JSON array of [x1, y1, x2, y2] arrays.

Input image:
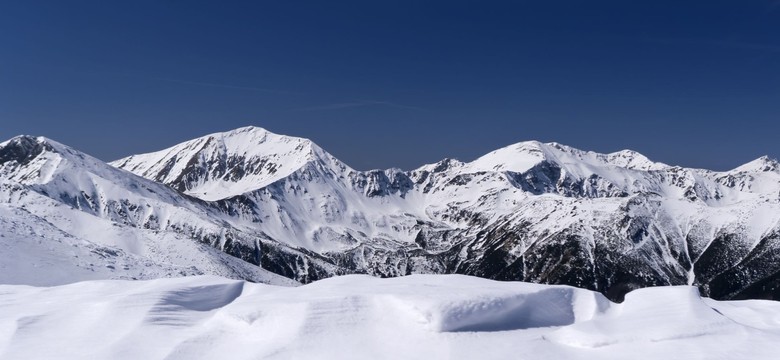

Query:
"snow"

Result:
[[3, 129, 780, 358], [110, 126, 348, 201], [0, 135, 302, 285], [730, 156, 779, 173], [464, 140, 550, 173], [0, 203, 298, 287], [462, 140, 668, 174], [0, 137, 333, 285], [0, 274, 777, 359], [5, 129, 780, 299], [106, 126, 780, 262]]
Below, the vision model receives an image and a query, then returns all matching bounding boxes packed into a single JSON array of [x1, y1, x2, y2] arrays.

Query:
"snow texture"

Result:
[[0, 274, 778, 360]]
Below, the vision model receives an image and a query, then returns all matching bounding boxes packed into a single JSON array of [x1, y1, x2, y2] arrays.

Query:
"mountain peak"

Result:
[[462, 140, 549, 173], [459, 140, 667, 175], [219, 126, 276, 143], [110, 126, 334, 200], [208, 126, 314, 149], [0, 134, 118, 186], [731, 155, 780, 173], [228, 125, 268, 133], [0, 136, 54, 167], [416, 158, 465, 173], [602, 149, 666, 171]]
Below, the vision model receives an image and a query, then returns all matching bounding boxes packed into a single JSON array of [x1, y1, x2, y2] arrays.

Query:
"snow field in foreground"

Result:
[[1, 274, 779, 359]]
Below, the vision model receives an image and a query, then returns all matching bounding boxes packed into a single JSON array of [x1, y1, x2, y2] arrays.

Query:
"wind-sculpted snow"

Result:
[[1, 275, 778, 359], [545, 286, 742, 348], [3, 127, 780, 301]]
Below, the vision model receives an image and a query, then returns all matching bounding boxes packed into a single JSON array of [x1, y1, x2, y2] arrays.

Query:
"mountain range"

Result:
[[2, 126, 779, 301]]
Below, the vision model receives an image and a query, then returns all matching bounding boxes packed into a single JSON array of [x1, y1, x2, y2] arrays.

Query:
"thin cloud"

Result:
[[293, 100, 423, 112], [155, 77, 294, 94]]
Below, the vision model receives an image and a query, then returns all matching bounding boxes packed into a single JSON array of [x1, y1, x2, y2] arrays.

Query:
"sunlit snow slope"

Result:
[[0, 135, 308, 286], [111, 126, 347, 201], [112, 127, 780, 301], [1, 275, 778, 360], [3, 127, 780, 301]]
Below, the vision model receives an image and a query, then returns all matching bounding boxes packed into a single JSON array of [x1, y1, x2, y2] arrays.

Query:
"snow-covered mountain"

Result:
[[0, 135, 332, 286], [111, 126, 346, 201], [3, 127, 779, 301]]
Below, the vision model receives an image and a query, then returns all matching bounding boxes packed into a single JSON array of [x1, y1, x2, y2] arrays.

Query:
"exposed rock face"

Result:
[[3, 127, 780, 301], [0, 136, 54, 167]]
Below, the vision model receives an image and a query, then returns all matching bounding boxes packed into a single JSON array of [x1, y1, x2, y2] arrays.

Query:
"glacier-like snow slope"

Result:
[[0, 275, 778, 360], [109, 126, 780, 301]]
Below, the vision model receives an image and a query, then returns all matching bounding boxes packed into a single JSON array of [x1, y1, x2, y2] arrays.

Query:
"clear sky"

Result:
[[1, 1, 779, 171]]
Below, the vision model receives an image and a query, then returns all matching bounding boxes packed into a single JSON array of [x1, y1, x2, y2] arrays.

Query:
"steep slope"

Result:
[[110, 127, 780, 301], [0, 203, 297, 286], [110, 126, 349, 201], [0, 135, 340, 285], [4, 128, 779, 301]]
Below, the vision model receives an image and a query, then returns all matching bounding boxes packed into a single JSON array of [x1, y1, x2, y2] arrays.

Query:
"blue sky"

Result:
[[1, 1, 779, 170]]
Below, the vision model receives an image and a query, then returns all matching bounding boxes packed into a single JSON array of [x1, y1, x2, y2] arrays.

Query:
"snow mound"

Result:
[[370, 279, 611, 332], [1, 275, 778, 359], [547, 286, 738, 347]]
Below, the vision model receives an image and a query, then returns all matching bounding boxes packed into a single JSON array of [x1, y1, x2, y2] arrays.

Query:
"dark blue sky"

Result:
[[2, 1, 779, 170]]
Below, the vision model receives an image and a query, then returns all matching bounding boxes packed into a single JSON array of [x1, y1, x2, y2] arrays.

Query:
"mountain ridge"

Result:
[[111, 126, 779, 183], [3, 127, 780, 301]]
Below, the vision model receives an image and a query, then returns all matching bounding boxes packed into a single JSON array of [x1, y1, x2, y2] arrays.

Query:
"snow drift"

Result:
[[0, 275, 778, 360]]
